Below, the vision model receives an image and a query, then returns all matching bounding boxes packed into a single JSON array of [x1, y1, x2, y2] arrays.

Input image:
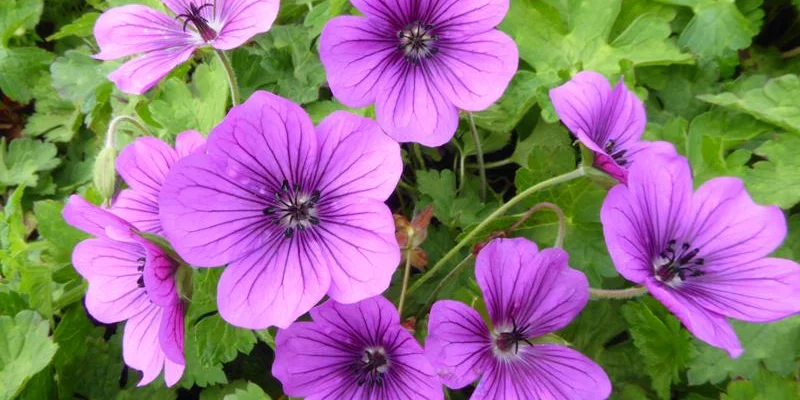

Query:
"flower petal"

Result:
[[313, 111, 402, 202], [320, 16, 401, 108], [63, 195, 134, 239], [111, 189, 162, 235], [431, 30, 518, 111], [159, 153, 270, 267], [426, 0, 510, 33], [138, 238, 180, 307], [212, 0, 280, 50], [107, 45, 197, 94], [164, 358, 185, 387], [175, 130, 207, 158], [349, 0, 413, 23], [472, 344, 611, 400], [687, 177, 787, 265], [94, 5, 198, 60], [475, 238, 589, 335], [376, 65, 459, 147], [117, 136, 179, 201], [647, 279, 743, 357], [425, 300, 492, 389], [158, 302, 186, 365], [317, 197, 401, 303], [681, 257, 800, 323], [73, 239, 151, 324], [216, 238, 331, 329], [123, 306, 166, 386]]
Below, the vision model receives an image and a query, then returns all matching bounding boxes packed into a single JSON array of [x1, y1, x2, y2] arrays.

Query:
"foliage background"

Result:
[[1, 0, 800, 398]]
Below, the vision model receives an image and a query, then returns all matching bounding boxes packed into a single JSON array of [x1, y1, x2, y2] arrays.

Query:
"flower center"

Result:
[[263, 180, 321, 238], [604, 140, 628, 166], [175, 3, 217, 42], [492, 319, 534, 357], [397, 21, 439, 63], [653, 239, 705, 286], [352, 347, 390, 387], [136, 257, 146, 288]]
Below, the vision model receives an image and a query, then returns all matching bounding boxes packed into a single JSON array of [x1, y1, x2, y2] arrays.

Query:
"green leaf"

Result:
[[0, 47, 54, 103], [740, 134, 800, 209], [46, 12, 100, 41], [416, 169, 498, 229], [698, 74, 800, 134], [0, 0, 43, 47], [193, 314, 257, 367], [51, 49, 115, 114], [687, 316, 800, 385], [722, 368, 800, 400], [621, 300, 695, 399], [0, 138, 60, 190], [0, 310, 58, 400], [33, 200, 88, 256], [223, 382, 272, 400], [471, 71, 546, 134]]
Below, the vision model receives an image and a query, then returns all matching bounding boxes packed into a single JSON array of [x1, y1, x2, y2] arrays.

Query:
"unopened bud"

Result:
[[93, 146, 117, 200]]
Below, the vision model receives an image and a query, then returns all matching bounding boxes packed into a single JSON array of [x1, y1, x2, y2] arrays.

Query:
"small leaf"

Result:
[[0, 310, 59, 400]]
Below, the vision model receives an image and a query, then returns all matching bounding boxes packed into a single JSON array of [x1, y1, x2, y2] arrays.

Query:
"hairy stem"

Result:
[[468, 112, 487, 202], [407, 167, 586, 296], [215, 49, 240, 106], [589, 286, 648, 300], [508, 202, 567, 248], [397, 246, 414, 317], [105, 115, 150, 148]]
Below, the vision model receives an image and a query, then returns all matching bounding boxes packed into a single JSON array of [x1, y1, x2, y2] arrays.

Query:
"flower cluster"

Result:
[[64, 0, 800, 395]]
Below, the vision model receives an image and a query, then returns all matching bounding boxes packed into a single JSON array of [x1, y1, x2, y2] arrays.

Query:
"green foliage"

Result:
[[0, 138, 60, 190], [0, 310, 58, 400]]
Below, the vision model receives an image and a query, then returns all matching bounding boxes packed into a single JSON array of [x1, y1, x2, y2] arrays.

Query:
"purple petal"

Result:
[[94, 5, 198, 60], [73, 239, 151, 323], [376, 65, 460, 147], [425, 300, 492, 389], [158, 302, 186, 365], [63, 195, 134, 240], [600, 153, 693, 283], [349, 0, 414, 22], [429, 30, 518, 112], [137, 237, 180, 307], [111, 189, 162, 235], [317, 197, 401, 304], [116, 136, 178, 204], [175, 130, 207, 158], [123, 306, 166, 386], [319, 16, 400, 108], [425, 0, 510, 33], [647, 279, 743, 357], [216, 239, 331, 329], [313, 111, 402, 202], [475, 238, 589, 335], [107, 45, 197, 94], [164, 358, 185, 387], [686, 177, 787, 266], [472, 344, 611, 400], [212, 0, 280, 50]]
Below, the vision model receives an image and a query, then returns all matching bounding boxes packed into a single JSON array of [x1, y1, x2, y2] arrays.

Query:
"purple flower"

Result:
[[63, 195, 185, 386], [112, 131, 206, 236], [425, 238, 611, 400], [319, 0, 519, 147], [272, 296, 443, 399], [601, 152, 800, 357], [159, 91, 403, 329], [94, 0, 279, 94], [549, 71, 675, 183]]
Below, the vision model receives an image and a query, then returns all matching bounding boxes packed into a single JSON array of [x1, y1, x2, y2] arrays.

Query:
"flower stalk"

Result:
[[407, 167, 587, 296], [215, 49, 240, 106], [467, 112, 487, 202], [508, 202, 567, 248], [397, 244, 414, 317], [589, 286, 648, 300]]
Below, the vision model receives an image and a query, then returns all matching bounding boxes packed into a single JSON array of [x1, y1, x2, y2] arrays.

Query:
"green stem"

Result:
[[468, 112, 487, 202], [508, 202, 566, 248], [215, 49, 240, 106], [590, 286, 648, 300], [397, 246, 413, 317], [105, 115, 149, 148], [416, 254, 474, 319], [412, 143, 426, 170], [406, 167, 587, 296]]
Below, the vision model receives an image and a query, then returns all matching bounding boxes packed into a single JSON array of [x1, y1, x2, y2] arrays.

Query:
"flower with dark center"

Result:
[[160, 92, 403, 329], [63, 196, 186, 387], [602, 152, 800, 357], [425, 238, 611, 399], [550, 71, 676, 184], [93, 0, 279, 94], [273, 297, 443, 399], [319, 0, 519, 146]]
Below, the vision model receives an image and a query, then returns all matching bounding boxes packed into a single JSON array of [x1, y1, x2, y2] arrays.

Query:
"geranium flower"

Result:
[[601, 152, 800, 357], [112, 131, 206, 236], [549, 71, 674, 183], [425, 238, 611, 399], [94, 0, 280, 94], [63, 195, 185, 386], [273, 296, 443, 399], [159, 91, 403, 329], [319, 0, 519, 147]]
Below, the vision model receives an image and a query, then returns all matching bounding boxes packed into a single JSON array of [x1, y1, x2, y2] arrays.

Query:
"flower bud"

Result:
[[93, 146, 117, 200]]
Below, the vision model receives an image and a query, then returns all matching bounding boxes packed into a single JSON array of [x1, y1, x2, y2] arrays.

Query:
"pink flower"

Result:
[[94, 0, 280, 94], [319, 0, 519, 147]]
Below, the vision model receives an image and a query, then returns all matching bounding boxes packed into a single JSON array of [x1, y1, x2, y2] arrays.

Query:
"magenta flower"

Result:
[[425, 238, 611, 400], [549, 71, 675, 183], [159, 91, 403, 329], [94, 0, 279, 94], [63, 195, 185, 386], [273, 296, 443, 399], [319, 0, 519, 147], [112, 131, 206, 236], [601, 152, 800, 357]]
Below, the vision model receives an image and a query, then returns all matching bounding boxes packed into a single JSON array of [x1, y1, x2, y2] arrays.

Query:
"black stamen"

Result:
[[263, 207, 276, 215]]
